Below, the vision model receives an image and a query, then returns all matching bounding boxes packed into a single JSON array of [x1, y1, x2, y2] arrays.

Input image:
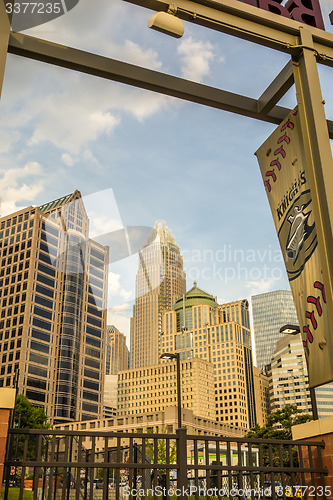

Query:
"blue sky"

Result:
[[1, 0, 333, 341]]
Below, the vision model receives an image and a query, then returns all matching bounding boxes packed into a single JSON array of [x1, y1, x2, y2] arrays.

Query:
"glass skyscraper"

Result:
[[130, 221, 186, 368], [252, 290, 299, 371], [0, 190, 108, 423]]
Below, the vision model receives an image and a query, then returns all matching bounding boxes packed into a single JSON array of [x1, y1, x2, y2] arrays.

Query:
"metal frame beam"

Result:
[[124, 0, 333, 64], [257, 60, 294, 115], [7, 32, 333, 138]]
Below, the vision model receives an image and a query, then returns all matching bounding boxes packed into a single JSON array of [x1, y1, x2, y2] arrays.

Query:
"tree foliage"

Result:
[[13, 395, 51, 460], [245, 405, 312, 467], [246, 405, 312, 440], [145, 427, 177, 474], [14, 395, 50, 429]]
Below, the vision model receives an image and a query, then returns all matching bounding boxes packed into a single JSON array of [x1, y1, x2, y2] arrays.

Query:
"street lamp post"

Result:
[[160, 352, 182, 429], [280, 324, 318, 420]]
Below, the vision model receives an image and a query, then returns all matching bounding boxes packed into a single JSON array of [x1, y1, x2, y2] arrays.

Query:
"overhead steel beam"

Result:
[[0, 2, 11, 96], [257, 60, 294, 115], [7, 31, 288, 123], [123, 0, 333, 66], [7, 32, 333, 138]]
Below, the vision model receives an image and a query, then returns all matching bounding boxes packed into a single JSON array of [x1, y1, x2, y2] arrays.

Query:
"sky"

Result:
[[1, 0, 333, 346]]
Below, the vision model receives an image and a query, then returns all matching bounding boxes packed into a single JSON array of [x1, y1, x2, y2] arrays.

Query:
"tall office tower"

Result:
[[130, 221, 186, 368], [104, 325, 129, 417], [106, 325, 129, 375], [267, 333, 312, 415], [252, 290, 299, 371], [253, 366, 270, 426], [315, 383, 333, 419], [0, 190, 108, 423], [161, 283, 256, 430], [268, 334, 333, 419]]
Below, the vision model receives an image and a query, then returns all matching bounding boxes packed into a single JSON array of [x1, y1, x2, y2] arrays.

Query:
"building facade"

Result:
[[0, 191, 108, 423], [103, 374, 117, 418], [104, 326, 129, 417], [55, 405, 245, 444], [268, 333, 333, 419], [117, 357, 215, 420], [252, 290, 299, 371], [105, 325, 129, 375], [161, 284, 256, 430], [267, 333, 312, 415], [253, 366, 269, 427], [130, 221, 186, 368]]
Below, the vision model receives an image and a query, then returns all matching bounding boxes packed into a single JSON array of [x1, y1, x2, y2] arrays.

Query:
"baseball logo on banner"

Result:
[[256, 110, 333, 388]]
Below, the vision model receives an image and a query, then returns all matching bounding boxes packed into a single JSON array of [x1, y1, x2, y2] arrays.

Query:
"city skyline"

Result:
[[1, 0, 333, 342]]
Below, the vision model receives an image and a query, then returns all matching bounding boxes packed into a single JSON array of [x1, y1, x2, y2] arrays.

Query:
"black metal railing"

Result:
[[2, 427, 328, 500]]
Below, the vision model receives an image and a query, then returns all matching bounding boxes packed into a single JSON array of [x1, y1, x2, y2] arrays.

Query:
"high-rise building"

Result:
[[106, 325, 129, 375], [104, 325, 129, 417], [103, 374, 117, 418], [315, 383, 333, 419], [0, 191, 108, 423], [161, 283, 256, 430], [252, 290, 299, 371], [117, 357, 215, 419], [267, 333, 312, 415], [130, 221, 186, 368], [268, 333, 333, 419], [253, 366, 269, 427]]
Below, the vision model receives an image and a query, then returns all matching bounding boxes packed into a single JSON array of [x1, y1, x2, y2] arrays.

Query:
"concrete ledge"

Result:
[[292, 415, 333, 440], [0, 388, 16, 410]]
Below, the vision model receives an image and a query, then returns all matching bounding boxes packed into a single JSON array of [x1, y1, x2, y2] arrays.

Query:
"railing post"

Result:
[[176, 428, 187, 500], [0, 388, 16, 494]]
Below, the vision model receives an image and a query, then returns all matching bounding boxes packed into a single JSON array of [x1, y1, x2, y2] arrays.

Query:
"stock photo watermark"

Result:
[[182, 245, 284, 285], [5, 0, 80, 31]]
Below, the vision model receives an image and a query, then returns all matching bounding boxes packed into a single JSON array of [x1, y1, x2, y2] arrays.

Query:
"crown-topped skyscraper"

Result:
[[130, 221, 186, 368]]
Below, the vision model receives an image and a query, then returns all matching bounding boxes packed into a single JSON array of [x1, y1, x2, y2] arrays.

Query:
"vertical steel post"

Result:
[[292, 27, 333, 384], [176, 354, 182, 429], [0, 0, 11, 97], [176, 427, 187, 500], [310, 387, 318, 420]]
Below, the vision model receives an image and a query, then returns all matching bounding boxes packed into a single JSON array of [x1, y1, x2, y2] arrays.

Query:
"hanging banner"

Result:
[[255, 109, 333, 388]]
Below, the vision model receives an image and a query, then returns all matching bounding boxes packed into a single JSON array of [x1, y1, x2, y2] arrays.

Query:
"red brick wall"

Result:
[[0, 408, 10, 486], [300, 433, 333, 499]]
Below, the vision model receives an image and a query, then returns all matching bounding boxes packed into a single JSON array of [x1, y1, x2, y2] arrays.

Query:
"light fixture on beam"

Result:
[[279, 324, 301, 335], [148, 11, 184, 38]]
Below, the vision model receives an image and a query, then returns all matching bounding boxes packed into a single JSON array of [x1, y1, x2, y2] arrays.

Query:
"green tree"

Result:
[[14, 395, 50, 429], [145, 427, 177, 474], [13, 395, 51, 461], [245, 405, 312, 467]]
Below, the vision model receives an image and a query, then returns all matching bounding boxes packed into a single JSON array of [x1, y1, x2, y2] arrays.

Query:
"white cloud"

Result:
[[89, 217, 123, 239], [84, 188, 124, 237], [120, 40, 163, 71], [177, 37, 215, 82], [107, 302, 132, 338], [0, 0, 170, 156], [108, 272, 133, 302], [0, 162, 45, 216], [61, 153, 76, 167], [28, 93, 121, 154], [0, 131, 20, 153], [246, 278, 278, 295]]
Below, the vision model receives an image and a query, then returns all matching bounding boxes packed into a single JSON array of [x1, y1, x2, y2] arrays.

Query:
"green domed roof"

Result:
[[174, 282, 218, 311]]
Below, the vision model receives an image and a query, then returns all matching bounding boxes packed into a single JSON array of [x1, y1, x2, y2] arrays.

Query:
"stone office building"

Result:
[[161, 284, 256, 431]]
